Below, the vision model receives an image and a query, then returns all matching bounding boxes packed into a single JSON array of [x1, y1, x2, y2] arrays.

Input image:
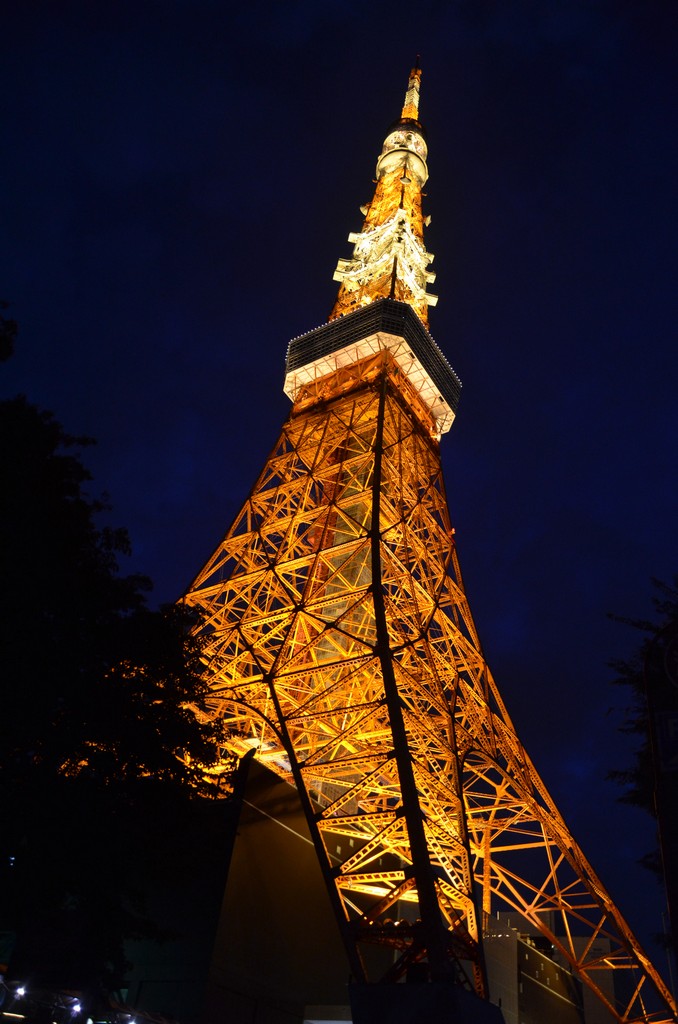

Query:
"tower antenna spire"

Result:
[[401, 59, 422, 121], [329, 62, 437, 327]]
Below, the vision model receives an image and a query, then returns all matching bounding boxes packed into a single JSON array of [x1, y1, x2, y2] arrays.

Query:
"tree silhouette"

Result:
[[609, 577, 678, 956], [0, 396, 229, 999], [609, 576, 678, 816]]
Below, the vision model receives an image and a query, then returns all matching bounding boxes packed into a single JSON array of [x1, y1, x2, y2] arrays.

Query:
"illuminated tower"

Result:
[[185, 67, 676, 1023]]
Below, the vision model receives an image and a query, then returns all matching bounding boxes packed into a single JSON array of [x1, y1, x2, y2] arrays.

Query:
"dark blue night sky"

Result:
[[2, 0, 677, 980]]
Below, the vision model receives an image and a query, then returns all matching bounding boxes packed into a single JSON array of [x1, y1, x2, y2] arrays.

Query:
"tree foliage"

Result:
[[0, 396, 229, 996], [609, 576, 678, 815]]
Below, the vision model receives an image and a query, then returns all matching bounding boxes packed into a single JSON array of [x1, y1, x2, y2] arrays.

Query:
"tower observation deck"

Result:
[[185, 66, 677, 1024]]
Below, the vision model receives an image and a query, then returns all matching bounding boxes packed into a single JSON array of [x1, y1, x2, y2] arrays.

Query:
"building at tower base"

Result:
[[203, 765, 619, 1024]]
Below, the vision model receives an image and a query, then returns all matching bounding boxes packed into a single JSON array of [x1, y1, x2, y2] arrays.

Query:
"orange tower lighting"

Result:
[[184, 67, 677, 1023]]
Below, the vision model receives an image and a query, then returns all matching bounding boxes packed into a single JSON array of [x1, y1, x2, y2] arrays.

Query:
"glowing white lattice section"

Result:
[[333, 210, 438, 313]]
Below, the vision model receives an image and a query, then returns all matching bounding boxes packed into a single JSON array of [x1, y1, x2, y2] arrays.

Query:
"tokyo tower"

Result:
[[184, 66, 676, 1023]]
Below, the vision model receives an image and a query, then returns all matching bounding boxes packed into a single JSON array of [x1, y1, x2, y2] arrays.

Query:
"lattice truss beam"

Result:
[[185, 356, 676, 1023]]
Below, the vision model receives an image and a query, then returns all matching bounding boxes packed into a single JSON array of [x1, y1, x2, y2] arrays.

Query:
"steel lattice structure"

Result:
[[184, 67, 677, 1023]]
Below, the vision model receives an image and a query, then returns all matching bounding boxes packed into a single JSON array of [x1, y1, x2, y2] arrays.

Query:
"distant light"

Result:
[[16, 989, 25, 999], [72, 1004, 81, 1015]]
